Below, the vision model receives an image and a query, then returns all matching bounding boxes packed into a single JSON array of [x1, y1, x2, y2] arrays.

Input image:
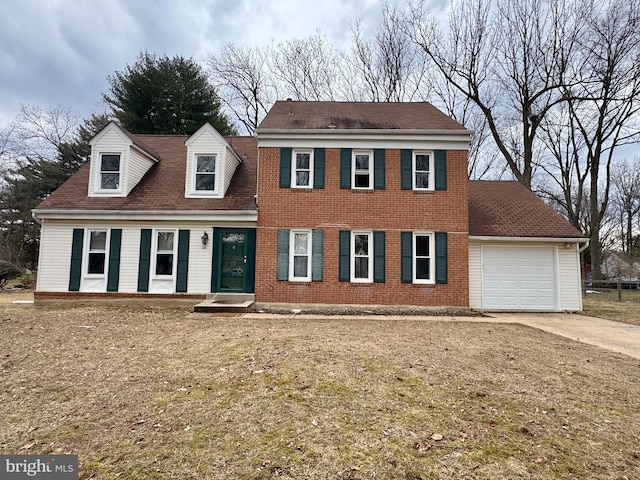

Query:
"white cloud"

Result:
[[0, 0, 444, 124]]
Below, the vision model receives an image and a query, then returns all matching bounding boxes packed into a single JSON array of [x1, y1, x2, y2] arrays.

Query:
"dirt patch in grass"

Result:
[[1, 297, 639, 479]]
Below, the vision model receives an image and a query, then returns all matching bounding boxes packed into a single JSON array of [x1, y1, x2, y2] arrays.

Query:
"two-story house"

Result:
[[33, 101, 585, 311]]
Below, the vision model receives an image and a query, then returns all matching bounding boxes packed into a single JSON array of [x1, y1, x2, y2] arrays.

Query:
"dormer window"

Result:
[[99, 153, 121, 191], [195, 155, 217, 191], [192, 154, 219, 194]]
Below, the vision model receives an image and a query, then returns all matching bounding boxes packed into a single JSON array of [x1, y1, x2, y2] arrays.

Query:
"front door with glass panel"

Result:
[[219, 230, 246, 291]]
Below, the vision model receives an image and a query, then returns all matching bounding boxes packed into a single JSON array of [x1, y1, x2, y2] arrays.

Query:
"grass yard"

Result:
[[583, 289, 640, 326], [1, 295, 639, 479]]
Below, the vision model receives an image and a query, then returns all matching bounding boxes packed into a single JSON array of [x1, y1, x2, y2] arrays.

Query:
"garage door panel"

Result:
[[482, 246, 557, 311]]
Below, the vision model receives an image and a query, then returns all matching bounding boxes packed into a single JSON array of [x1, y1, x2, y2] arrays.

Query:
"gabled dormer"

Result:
[[184, 123, 242, 199], [88, 122, 159, 197]]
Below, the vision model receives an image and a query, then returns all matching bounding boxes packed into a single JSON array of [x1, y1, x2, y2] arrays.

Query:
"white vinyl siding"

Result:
[[36, 220, 225, 294], [127, 148, 155, 195], [185, 125, 241, 198], [223, 145, 241, 194], [89, 129, 127, 197], [88, 125, 156, 197], [36, 220, 74, 292], [468, 242, 483, 309], [557, 244, 583, 311], [469, 240, 583, 312]]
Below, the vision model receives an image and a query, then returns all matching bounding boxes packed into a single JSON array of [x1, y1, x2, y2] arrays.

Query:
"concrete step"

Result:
[[193, 300, 254, 314], [194, 293, 256, 313]]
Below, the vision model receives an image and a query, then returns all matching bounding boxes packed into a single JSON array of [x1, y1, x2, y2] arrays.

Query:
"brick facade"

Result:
[[255, 147, 470, 307]]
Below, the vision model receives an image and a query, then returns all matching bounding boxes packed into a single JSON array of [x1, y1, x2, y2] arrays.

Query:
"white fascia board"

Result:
[[256, 129, 473, 150], [469, 235, 588, 243], [32, 209, 258, 223]]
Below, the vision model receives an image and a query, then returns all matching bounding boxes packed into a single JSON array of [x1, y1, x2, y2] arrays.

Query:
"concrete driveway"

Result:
[[488, 313, 640, 360]]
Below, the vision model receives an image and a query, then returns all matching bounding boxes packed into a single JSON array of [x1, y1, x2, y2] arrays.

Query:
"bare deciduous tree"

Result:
[[206, 44, 275, 134], [410, 0, 585, 189], [271, 32, 338, 101], [611, 159, 640, 255], [343, 4, 431, 102]]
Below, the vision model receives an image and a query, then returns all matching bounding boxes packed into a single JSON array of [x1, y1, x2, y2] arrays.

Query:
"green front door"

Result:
[[219, 229, 247, 292]]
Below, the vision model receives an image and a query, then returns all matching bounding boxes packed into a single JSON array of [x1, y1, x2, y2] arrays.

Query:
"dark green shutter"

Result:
[[373, 231, 385, 283], [211, 229, 221, 292], [137, 229, 152, 292], [280, 147, 292, 188], [313, 148, 325, 189], [312, 229, 324, 281], [69, 228, 84, 291], [176, 230, 190, 293], [339, 230, 350, 281], [401, 149, 412, 189], [245, 229, 256, 293], [435, 150, 447, 190], [107, 229, 122, 292], [435, 231, 448, 284], [277, 229, 290, 280], [340, 148, 352, 188], [374, 149, 385, 189], [401, 231, 413, 283]]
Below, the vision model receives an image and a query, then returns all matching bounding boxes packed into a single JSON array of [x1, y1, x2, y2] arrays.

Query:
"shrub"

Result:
[[0, 261, 23, 288]]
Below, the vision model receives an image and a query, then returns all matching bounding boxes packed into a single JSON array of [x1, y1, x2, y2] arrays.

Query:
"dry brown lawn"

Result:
[[1, 292, 639, 479], [583, 290, 640, 326]]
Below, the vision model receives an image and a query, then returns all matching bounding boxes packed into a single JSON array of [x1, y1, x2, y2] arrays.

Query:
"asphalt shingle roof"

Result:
[[36, 135, 257, 212], [258, 101, 470, 131], [468, 180, 584, 238]]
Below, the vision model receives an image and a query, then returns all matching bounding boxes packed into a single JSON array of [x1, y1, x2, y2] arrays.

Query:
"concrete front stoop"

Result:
[[193, 293, 255, 313]]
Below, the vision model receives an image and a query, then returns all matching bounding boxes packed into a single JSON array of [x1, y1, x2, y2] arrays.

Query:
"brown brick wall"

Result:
[[255, 147, 469, 306]]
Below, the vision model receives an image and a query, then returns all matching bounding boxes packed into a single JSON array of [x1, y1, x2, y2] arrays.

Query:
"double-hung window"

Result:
[[413, 151, 434, 190], [195, 154, 217, 192], [99, 153, 121, 191], [352, 151, 373, 189], [292, 150, 313, 188], [86, 230, 108, 275], [413, 232, 435, 283], [155, 231, 175, 276], [289, 230, 311, 281], [352, 231, 372, 282]]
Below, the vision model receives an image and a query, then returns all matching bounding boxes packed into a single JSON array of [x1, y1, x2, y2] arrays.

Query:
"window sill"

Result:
[[412, 189, 436, 194]]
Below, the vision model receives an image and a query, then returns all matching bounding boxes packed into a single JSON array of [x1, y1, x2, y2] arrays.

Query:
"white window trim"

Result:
[[351, 231, 373, 283], [352, 150, 373, 190], [151, 229, 177, 280], [291, 149, 314, 189], [413, 231, 435, 284], [83, 228, 110, 278], [191, 153, 219, 195], [412, 151, 435, 191], [95, 152, 123, 194], [289, 229, 312, 282]]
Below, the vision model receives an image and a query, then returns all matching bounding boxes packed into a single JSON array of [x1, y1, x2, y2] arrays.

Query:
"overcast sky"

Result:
[[0, 0, 447, 127]]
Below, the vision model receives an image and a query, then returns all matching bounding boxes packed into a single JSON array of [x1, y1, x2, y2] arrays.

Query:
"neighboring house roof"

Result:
[[258, 100, 470, 131], [469, 180, 584, 239], [36, 135, 257, 212]]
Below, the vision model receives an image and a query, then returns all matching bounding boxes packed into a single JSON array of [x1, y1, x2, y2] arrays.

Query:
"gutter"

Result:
[[32, 209, 258, 223], [469, 235, 589, 244]]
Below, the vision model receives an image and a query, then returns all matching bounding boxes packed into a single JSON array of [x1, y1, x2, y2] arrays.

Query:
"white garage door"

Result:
[[482, 246, 557, 311]]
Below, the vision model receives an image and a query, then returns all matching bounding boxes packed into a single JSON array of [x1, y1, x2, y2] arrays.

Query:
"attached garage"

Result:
[[468, 181, 587, 312], [482, 245, 557, 311]]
